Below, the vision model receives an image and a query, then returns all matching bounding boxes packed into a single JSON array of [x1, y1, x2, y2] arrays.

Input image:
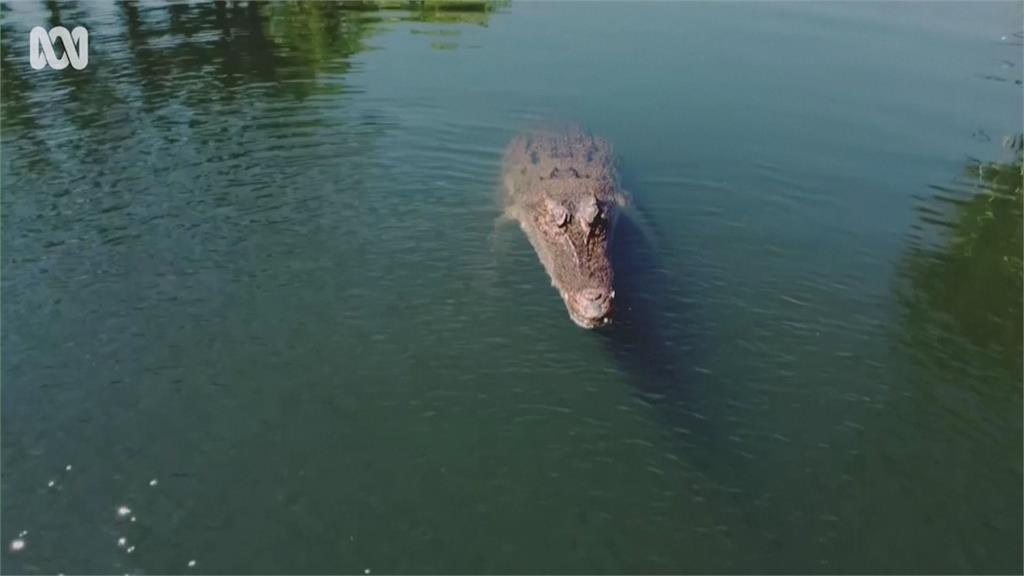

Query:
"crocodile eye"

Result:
[[545, 199, 570, 228], [553, 209, 570, 228], [580, 198, 601, 224]]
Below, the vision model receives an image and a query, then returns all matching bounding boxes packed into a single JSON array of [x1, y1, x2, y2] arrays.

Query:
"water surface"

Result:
[[2, 2, 1022, 573]]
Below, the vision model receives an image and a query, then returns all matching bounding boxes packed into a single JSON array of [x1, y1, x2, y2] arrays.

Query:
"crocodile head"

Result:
[[524, 187, 616, 329]]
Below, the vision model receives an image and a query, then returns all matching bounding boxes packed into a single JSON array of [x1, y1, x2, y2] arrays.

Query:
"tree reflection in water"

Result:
[[900, 134, 1022, 374]]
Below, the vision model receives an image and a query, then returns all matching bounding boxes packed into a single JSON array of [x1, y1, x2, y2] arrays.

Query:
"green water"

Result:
[[2, 2, 1022, 573]]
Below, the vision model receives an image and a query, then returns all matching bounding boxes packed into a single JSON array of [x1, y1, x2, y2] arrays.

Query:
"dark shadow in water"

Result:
[[599, 210, 714, 442]]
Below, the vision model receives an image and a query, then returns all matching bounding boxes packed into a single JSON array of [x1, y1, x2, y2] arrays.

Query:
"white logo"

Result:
[[30, 26, 88, 70]]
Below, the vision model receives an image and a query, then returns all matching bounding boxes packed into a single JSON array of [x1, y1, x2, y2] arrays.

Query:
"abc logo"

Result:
[[29, 26, 89, 71]]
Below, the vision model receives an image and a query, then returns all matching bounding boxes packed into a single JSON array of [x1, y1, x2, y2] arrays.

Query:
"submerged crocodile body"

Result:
[[502, 127, 626, 328]]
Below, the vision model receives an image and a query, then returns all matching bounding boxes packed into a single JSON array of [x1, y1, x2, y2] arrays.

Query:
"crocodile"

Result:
[[502, 127, 626, 329]]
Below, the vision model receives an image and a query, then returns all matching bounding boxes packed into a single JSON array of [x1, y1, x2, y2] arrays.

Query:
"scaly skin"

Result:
[[502, 126, 625, 328]]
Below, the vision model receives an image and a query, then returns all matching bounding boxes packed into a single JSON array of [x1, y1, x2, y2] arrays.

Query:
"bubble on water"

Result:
[[149, 478, 158, 487], [65, 465, 72, 471], [130, 516, 137, 523], [117, 537, 127, 548], [117, 506, 132, 518], [364, 569, 371, 574], [127, 546, 135, 554], [10, 539, 25, 552], [187, 560, 197, 568], [18, 531, 28, 538], [47, 480, 56, 488]]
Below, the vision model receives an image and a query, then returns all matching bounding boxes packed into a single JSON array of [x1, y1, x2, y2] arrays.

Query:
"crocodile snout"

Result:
[[569, 288, 614, 328]]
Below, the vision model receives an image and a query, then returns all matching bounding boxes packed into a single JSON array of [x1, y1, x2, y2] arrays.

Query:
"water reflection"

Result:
[[1, 0, 507, 131], [900, 134, 1023, 372], [116, 1, 361, 103], [845, 135, 1024, 572]]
